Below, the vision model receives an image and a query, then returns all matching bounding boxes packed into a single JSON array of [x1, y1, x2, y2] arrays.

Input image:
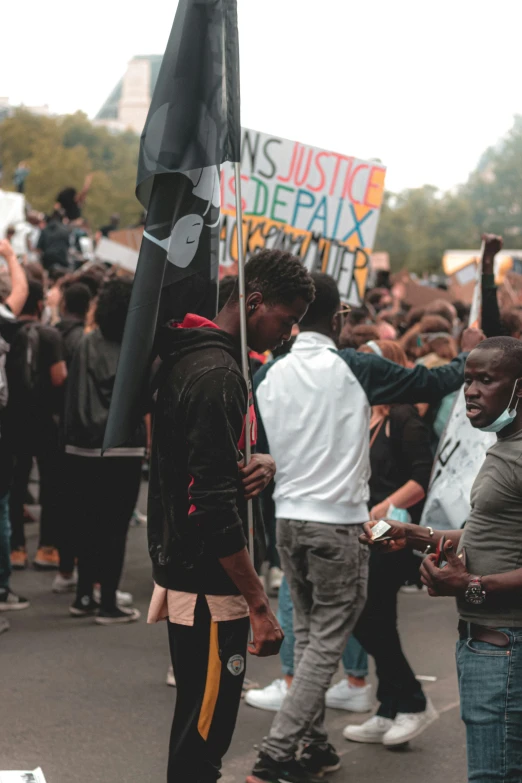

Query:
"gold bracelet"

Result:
[[424, 526, 435, 554]]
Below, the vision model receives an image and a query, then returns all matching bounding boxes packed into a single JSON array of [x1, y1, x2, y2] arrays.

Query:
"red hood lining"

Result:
[[170, 313, 219, 330]]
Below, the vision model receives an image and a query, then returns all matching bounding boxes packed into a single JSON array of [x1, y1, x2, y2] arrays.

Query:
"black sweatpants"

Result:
[[69, 455, 142, 611], [354, 549, 426, 718], [167, 596, 250, 782]]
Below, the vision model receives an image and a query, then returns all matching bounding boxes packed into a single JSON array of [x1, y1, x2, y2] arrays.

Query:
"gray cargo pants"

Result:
[[261, 518, 369, 762]]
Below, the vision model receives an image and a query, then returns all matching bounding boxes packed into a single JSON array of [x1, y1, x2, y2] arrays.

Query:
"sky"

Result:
[[2, 0, 522, 193]]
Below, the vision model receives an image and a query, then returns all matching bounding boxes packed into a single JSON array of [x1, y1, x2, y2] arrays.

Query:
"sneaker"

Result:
[[70, 596, 100, 617], [166, 665, 176, 687], [93, 586, 133, 607], [326, 679, 373, 712], [247, 753, 323, 783], [245, 679, 288, 712], [383, 699, 439, 747], [52, 572, 78, 593], [0, 588, 30, 611], [300, 742, 341, 775], [33, 546, 60, 570], [0, 616, 9, 634], [95, 607, 141, 625], [268, 566, 283, 595], [343, 715, 394, 744], [242, 677, 260, 698], [131, 508, 147, 526], [10, 547, 28, 570]]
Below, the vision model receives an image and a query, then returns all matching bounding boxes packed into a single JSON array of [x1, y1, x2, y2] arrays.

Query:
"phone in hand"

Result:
[[435, 535, 448, 568]]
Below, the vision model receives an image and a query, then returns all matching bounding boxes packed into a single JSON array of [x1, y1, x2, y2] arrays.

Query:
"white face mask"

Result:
[[478, 378, 522, 433]]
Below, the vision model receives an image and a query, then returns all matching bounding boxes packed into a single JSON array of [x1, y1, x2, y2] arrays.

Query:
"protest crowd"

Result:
[[3, 173, 522, 783]]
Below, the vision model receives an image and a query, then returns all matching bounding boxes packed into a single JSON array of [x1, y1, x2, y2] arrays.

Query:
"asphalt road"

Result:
[[1, 485, 467, 783]]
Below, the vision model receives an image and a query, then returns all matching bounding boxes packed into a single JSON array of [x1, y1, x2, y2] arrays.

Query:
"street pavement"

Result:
[[1, 485, 467, 783]]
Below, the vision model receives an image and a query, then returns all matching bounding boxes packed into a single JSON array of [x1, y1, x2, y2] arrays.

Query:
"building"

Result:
[[94, 55, 162, 135]]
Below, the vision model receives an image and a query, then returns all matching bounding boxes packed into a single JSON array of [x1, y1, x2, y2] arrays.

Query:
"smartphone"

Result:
[[435, 535, 448, 568]]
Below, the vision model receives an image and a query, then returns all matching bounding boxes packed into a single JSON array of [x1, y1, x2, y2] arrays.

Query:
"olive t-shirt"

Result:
[[458, 428, 522, 627]]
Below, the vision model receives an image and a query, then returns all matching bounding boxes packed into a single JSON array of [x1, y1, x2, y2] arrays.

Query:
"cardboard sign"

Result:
[[220, 129, 386, 304]]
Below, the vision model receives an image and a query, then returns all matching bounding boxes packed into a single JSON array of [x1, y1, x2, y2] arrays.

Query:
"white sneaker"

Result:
[[93, 587, 134, 607], [166, 665, 176, 687], [383, 699, 439, 746], [326, 680, 372, 712], [245, 678, 288, 711], [132, 509, 147, 526], [268, 566, 283, 594], [52, 572, 78, 593], [343, 715, 394, 743]]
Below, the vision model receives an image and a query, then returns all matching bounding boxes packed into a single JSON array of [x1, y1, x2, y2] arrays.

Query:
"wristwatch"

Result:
[[465, 576, 486, 605]]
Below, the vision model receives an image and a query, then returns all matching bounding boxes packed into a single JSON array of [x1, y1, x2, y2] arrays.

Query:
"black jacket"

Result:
[[148, 314, 257, 595], [64, 329, 146, 456], [56, 318, 84, 368]]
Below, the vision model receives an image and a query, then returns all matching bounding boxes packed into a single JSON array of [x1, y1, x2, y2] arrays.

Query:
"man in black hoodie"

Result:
[[147, 249, 316, 783], [56, 282, 91, 367]]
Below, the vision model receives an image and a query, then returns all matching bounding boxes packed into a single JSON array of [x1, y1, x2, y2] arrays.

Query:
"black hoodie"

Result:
[[148, 314, 260, 595]]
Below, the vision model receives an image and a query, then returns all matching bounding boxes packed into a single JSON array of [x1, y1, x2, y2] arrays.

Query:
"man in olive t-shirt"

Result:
[[362, 335, 522, 783]]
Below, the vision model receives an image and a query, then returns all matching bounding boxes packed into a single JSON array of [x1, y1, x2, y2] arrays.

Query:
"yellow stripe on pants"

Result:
[[198, 620, 221, 740]]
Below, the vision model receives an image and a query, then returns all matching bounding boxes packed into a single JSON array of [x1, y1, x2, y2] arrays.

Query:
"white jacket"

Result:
[[255, 331, 466, 525]]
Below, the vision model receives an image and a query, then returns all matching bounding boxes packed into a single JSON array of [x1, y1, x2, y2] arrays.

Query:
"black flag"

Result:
[[103, 0, 240, 451]]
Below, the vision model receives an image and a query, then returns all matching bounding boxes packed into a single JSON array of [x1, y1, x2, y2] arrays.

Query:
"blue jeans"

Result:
[[277, 575, 369, 678], [0, 492, 11, 590], [457, 626, 522, 782]]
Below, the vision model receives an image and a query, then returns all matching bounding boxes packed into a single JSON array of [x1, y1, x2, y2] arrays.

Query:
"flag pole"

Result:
[[233, 162, 255, 562]]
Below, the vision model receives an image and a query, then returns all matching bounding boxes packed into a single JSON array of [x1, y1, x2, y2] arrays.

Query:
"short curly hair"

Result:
[[231, 249, 315, 307], [95, 279, 133, 343]]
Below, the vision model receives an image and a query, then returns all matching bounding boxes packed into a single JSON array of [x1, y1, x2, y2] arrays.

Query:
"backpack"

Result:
[[8, 321, 42, 404]]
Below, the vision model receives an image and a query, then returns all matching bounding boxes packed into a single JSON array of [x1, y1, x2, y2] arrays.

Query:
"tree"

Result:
[[0, 109, 141, 229]]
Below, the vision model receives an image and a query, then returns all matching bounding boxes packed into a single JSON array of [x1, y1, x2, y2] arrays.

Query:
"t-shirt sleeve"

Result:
[[40, 326, 64, 368]]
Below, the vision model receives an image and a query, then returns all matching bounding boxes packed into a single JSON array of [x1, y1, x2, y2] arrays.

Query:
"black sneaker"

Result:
[[246, 753, 323, 783], [300, 742, 341, 775], [95, 607, 141, 625], [69, 596, 100, 617], [0, 588, 30, 611]]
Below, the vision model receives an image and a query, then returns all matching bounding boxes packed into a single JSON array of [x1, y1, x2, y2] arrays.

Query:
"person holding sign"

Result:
[[361, 335, 522, 783]]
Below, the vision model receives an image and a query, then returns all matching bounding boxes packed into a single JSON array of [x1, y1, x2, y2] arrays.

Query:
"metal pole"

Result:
[[234, 161, 255, 561]]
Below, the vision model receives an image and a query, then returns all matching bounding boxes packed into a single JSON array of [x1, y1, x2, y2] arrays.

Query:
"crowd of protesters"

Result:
[[2, 205, 522, 783]]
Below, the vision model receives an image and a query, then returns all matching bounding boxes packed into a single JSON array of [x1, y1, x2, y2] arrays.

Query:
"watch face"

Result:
[[466, 584, 486, 605]]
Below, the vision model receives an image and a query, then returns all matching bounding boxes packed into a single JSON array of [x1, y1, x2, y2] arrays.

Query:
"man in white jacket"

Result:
[[248, 274, 483, 783]]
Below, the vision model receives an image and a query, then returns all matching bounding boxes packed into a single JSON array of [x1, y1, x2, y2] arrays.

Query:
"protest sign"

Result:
[[421, 260, 495, 530], [221, 129, 386, 304], [0, 190, 25, 240], [0, 770, 47, 783]]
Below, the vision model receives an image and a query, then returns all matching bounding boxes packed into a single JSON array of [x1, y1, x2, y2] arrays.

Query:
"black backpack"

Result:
[[8, 321, 42, 404]]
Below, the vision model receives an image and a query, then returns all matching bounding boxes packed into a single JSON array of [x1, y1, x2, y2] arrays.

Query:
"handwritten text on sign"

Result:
[[220, 129, 386, 304]]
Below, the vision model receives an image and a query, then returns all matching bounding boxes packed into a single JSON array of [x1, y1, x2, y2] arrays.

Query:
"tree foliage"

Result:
[[0, 110, 141, 230]]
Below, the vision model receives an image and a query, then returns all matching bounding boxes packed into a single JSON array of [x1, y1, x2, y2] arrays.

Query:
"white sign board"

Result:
[[0, 770, 47, 783], [421, 260, 495, 530]]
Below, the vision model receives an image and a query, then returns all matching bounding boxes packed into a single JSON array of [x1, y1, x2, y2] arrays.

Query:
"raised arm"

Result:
[[481, 233, 504, 338], [340, 327, 485, 406], [0, 239, 28, 316]]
